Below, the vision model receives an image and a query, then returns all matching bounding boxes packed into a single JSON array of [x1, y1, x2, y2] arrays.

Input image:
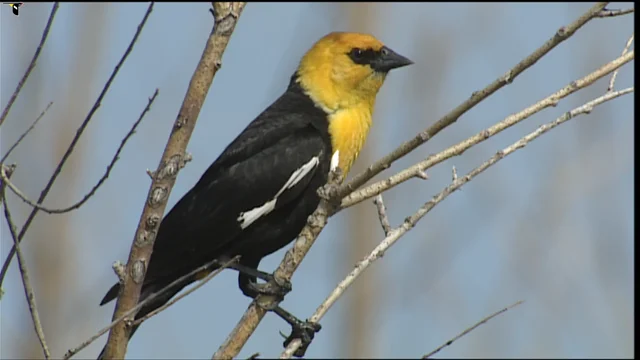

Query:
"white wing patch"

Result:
[[237, 156, 320, 229], [330, 150, 340, 172]]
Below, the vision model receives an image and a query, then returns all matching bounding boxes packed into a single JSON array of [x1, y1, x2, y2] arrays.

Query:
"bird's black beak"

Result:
[[373, 46, 414, 72]]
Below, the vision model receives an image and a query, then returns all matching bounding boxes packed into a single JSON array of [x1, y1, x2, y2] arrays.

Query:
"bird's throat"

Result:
[[328, 102, 373, 176]]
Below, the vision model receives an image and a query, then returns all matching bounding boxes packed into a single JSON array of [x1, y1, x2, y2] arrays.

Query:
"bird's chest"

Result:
[[328, 107, 372, 175]]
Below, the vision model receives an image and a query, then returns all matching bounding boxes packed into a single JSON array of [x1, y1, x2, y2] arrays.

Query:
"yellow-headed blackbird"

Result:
[[98, 32, 412, 358]]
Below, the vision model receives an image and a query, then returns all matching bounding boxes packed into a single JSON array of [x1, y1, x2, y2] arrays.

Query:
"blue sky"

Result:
[[0, 2, 634, 359]]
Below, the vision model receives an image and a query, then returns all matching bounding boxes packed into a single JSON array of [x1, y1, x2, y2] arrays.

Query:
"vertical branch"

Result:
[[102, 3, 246, 359], [2, 178, 50, 359]]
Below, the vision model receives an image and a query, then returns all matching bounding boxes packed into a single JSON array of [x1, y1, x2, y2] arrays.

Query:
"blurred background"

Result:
[[0, 2, 634, 359]]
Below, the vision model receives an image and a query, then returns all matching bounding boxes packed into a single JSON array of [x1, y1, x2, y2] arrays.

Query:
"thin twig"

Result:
[[3, 197, 51, 359], [334, 2, 610, 200], [421, 300, 525, 358], [1, 102, 54, 164], [103, 3, 246, 359], [0, 1, 154, 290], [0, 3, 59, 127], [596, 7, 635, 17], [279, 87, 634, 358], [373, 195, 391, 236], [131, 256, 240, 326], [63, 256, 239, 359], [608, 33, 634, 91], [341, 50, 635, 209], [0, 90, 158, 214], [0, 164, 17, 206], [212, 4, 612, 358]]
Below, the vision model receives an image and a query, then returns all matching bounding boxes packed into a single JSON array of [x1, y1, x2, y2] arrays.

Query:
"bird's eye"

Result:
[[352, 48, 364, 59]]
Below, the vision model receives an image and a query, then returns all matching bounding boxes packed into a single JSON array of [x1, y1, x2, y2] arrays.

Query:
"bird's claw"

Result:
[[283, 319, 322, 357], [247, 275, 292, 305]]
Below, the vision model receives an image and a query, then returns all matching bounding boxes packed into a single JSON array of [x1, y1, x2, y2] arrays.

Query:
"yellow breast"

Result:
[[328, 102, 373, 177]]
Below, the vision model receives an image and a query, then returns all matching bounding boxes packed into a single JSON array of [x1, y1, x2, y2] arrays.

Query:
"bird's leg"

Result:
[[274, 306, 321, 357], [229, 262, 292, 297], [237, 266, 320, 357]]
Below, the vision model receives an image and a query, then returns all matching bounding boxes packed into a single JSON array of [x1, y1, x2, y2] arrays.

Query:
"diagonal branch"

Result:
[[1, 101, 54, 164], [608, 33, 634, 92], [334, 2, 610, 200], [421, 300, 525, 358], [102, 3, 246, 359], [341, 50, 635, 209], [0, 2, 155, 289], [62, 256, 239, 359], [212, 3, 615, 358], [212, 170, 343, 359], [596, 7, 635, 18], [0, 3, 59, 127], [279, 86, 634, 358], [0, 90, 158, 214]]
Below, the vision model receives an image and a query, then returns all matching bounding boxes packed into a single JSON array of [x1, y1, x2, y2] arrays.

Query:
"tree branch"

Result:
[[212, 170, 343, 359], [0, 2, 154, 290], [2, 197, 50, 359], [131, 256, 240, 327], [103, 3, 246, 359], [373, 195, 391, 236], [63, 256, 238, 359], [0, 2, 59, 127], [279, 86, 634, 358], [1, 101, 54, 164], [341, 50, 635, 209], [421, 300, 525, 358], [0, 90, 158, 214], [596, 7, 635, 18], [213, 3, 616, 358], [608, 33, 634, 92], [334, 2, 610, 200]]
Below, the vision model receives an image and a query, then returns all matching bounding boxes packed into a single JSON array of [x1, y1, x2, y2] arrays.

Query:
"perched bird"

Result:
[[98, 31, 412, 358]]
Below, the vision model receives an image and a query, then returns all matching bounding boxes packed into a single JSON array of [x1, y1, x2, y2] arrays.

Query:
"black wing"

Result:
[[144, 83, 330, 284]]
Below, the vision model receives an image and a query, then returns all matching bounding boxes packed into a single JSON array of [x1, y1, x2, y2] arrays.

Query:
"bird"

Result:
[[98, 31, 412, 358]]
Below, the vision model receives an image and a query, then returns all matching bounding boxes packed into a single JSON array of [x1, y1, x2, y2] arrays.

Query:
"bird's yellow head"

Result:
[[296, 32, 413, 112], [295, 32, 413, 175]]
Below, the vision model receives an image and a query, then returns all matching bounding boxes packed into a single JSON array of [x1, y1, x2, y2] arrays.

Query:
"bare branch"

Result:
[[596, 7, 635, 18], [421, 300, 525, 358], [214, 4, 616, 357], [131, 256, 240, 326], [0, 3, 59, 127], [0, 2, 154, 289], [62, 256, 238, 360], [212, 169, 343, 360], [279, 87, 634, 358], [0, 164, 17, 206], [373, 195, 391, 236], [1, 101, 54, 164], [335, 2, 610, 200], [608, 33, 634, 91], [103, 3, 246, 359], [2, 197, 50, 359], [0, 90, 158, 214], [341, 50, 635, 209]]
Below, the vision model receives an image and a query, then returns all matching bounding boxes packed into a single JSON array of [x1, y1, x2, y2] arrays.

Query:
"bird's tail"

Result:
[[96, 279, 191, 360]]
